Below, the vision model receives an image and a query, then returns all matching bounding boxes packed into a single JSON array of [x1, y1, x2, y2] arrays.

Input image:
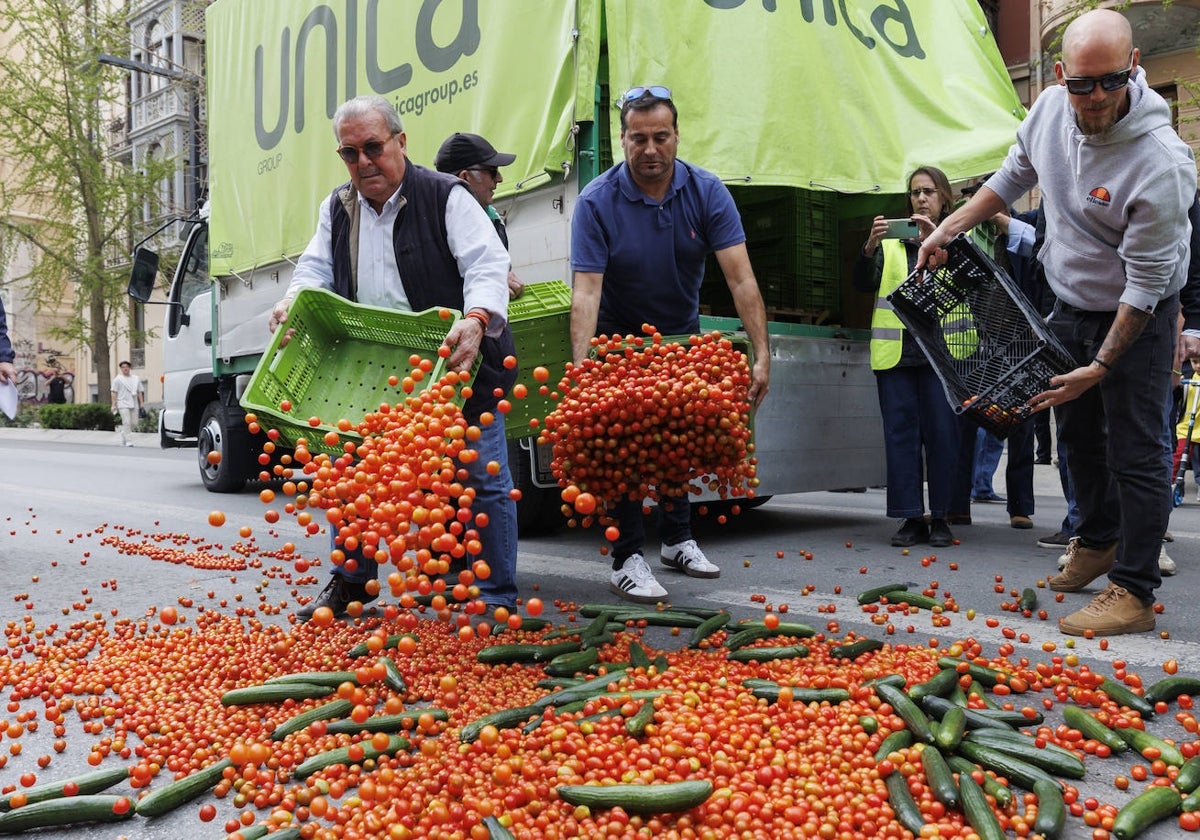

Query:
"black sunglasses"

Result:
[[465, 166, 499, 178], [620, 85, 672, 106], [337, 132, 397, 164], [1063, 51, 1134, 96]]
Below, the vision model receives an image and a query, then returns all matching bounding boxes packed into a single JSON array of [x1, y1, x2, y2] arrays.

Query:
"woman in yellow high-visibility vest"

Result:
[[853, 166, 963, 549]]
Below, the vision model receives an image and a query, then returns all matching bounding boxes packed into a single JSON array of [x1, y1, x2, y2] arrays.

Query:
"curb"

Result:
[[0, 427, 159, 447]]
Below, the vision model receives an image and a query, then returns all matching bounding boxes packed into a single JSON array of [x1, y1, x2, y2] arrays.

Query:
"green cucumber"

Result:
[[734, 619, 817, 638], [873, 729, 913, 762], [920, 695, 1040, 729], [829, 638, 884, 659], [608, 610, 706, 628], [0, 765, 131, 812], [726, 644, 809, 663], [956, 741, 1059, 792], [135, 758, 234, 818], [532, 669, 632, 710], [545, 647, 599, 677], [688, 612, 731, 648], [476, 641, 580, 665], [945, 755, 1013, 809], [579, 631, 615, 650], [1176, 755, 1200, 793], [222, 826, 270, 840], [743, 681, 849, 705], [346, 633, 417, 658], [886, 590, 942, 610], [264, 670, 358, 687], [962, 731, 1085, 779], [1017, 587, 1038, 612], [1181, 788, 1200, 813], [1114, 725, 1185, 767], [0, 795, 135, 834], [482, 815, 516, 839], [536, 677, 585, 690], [270, 698, 355, 741], [884, 771, 926, 836], [323, 708, 449, 736], [1060, 705, 1130, 754], [958, 771, 1005, 840], [934, 706, 966, 752], [556, 780, 712, 816], [875, 683, 935, 744], [220, 682, 334, 706], [1033, 778, 1066, 840], [967, 681, 1000, 710], [857, 583, 909, 605], [921, 745, 959, 809], [625, 698, 657, 737], [460, 703, 542, 742], [628, 641, 653, 669], [1144, 675, 1200, 705], [1097, 676, 1155, 717], [864, 674, 907, 691], [491, 617, 551, 635], [936, 656, 1009, 689], [293, 734, 410, 778], [1111, 785, 1182, 840], [907, 668, 960, 703], [382, 657, 407, 693]]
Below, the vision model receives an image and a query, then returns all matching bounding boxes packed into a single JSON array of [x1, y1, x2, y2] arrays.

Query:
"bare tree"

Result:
[[0, 0, 173, 400]]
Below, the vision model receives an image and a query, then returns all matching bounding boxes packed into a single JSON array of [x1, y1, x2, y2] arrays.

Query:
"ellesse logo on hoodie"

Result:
[[1087, 187, 1112, 207]]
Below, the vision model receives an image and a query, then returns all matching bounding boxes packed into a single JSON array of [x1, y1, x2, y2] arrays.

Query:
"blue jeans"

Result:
[[1054, 410, 1079, 536], [1049, 296, 1177, 603], [876, 365, 962, 519], [972, 428, 1003, 497], [332, 413, 519, 610], [612, 493, 691, 561]]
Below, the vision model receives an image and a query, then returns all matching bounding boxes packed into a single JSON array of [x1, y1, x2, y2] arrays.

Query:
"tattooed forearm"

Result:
[[1095, 303, 1153, 366]]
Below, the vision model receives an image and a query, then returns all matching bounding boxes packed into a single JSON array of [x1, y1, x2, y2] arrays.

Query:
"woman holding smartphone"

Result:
[[853, 165, 963, 549]]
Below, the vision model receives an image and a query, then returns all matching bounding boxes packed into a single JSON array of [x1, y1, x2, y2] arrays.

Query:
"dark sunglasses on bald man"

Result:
[[337, 132, 398, 164], [1062, 51, 1134, 96], [621, 85, 672, 105]]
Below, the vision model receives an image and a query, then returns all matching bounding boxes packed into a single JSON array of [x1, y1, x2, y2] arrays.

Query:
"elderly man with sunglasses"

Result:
[[570, 85, 771, 603], [918, 9, 1195, 637], [269, 95, 520, 622]]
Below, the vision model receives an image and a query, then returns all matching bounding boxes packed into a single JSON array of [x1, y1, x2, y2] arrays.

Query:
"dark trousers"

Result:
[[1033, 410, 1052, 461], [876, 365, 962, 519], [1048, 296, 1177, 604], [612, 494, 692, 561], [951, 417, 1035, 518]]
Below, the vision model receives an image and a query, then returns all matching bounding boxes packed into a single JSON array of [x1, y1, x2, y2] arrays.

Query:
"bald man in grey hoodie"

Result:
[[917, 8, 1194, 637]]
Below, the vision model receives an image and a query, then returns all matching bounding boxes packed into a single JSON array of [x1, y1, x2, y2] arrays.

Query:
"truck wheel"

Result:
[[198, 401, 248, 493], [507, 439, 562, 535]]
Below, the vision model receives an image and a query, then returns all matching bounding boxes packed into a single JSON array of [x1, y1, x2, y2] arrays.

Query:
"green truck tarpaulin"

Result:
[[205, 0, 1024, 279]]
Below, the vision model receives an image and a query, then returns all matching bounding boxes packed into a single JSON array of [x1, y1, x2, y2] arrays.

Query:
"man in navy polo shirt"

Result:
[[570, 85, 770, 603]]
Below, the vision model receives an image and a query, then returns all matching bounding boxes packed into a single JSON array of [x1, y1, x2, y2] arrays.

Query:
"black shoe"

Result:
[[947, 513, 973, 526], [1037, 530, 1071, 549], [928, 518, 954, 548], [971, 492, 1006, 504], [296, 575, 377, 621], [891, 518, 929, 547], [1034, 456, 1052, 465]]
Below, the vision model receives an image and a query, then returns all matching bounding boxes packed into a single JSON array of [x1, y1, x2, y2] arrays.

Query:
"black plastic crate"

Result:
[[886, 233, 1075, 439]]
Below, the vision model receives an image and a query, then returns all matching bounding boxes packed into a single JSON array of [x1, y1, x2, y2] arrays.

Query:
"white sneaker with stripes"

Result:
[[610, 554, 668, 603]]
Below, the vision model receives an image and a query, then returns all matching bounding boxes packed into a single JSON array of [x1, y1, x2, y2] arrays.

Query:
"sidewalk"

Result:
[[0, 426, 158, 447]]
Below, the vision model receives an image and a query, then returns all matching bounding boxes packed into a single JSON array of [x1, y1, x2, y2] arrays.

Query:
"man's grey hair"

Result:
[[332, 95, 403, 141]]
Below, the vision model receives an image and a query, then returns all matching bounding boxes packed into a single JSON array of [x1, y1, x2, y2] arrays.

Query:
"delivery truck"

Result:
[[128, 0, 1024, 532]]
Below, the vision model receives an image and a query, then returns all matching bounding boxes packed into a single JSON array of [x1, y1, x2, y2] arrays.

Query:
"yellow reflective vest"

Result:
[[869, 239, 909, 371]]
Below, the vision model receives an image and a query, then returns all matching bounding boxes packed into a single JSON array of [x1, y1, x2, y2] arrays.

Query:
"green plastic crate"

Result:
[[504, 280, 573, 440], [241, 288, 467, 457]]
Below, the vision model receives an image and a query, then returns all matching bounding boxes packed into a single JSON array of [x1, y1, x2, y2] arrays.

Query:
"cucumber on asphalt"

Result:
[[961, 731, 1085, 779], [0, 795, 135, 834], [957, 771, 1006, 840], [270, 698, 355, 741], [136, 758, 234, 817], [1111, 785, 1182, 840], [688, 612, 731, 648], [323, 708, 449, 736], [1097, 676, 1155, 717], [829, 638, 885, 659], [1144, 675, 1200, 705], [945, 755, 1013, 809], [1061, 705, 1129, 753], [1113, 725, 1185, 767], [220, 682, 335, 706], [0, 765, 131, 812], [1033, 778, 1066, 840], [907, 668, 960, 704], [726, 644, 809, 664], [920, 745, 959, 810], [956, 741, 1059, 792], [556, 780, 713, 816], [857, 583, 908, 605], [884, 772, 926, 836], [293, 734, 410, 779], [875, 683, 935, 744]]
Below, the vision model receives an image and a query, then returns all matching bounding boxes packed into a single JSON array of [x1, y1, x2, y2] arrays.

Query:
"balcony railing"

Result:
[[131, 86, 191, 131]]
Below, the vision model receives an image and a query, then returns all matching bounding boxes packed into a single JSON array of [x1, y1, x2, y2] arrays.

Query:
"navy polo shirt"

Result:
[[571, 159, 745, 336]]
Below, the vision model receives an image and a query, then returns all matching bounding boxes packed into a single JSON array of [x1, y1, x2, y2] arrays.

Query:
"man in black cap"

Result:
[[435, 132, 524, 298]]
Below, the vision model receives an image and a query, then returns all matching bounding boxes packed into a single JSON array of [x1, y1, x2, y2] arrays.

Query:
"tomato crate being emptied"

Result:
[[240, 288, 469, 458], [886, 233, 1075, 439], [504, 280, 573, 441]]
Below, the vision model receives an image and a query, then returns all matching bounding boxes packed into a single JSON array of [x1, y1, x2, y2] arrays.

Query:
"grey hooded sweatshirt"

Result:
[[985, 66, 1195, 314]]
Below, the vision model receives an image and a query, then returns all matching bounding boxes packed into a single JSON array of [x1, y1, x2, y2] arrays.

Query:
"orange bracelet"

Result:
[[466, 310, 490, 330]]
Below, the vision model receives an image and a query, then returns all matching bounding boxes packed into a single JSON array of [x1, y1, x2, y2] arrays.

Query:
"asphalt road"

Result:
[[2, 427, 1200, 838]]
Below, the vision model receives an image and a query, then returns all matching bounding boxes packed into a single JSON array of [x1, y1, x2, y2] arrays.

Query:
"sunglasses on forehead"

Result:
[[1062, 50, 1134, 96], [620, 85, 672, 106], [336, 132, 397, 164]]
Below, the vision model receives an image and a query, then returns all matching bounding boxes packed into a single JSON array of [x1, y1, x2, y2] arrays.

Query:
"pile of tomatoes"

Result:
[[540, 330, 757, 522]]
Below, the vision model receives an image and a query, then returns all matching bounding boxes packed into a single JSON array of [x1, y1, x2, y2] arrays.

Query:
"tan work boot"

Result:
[[1059, 582, 1156, 636], [1048, 538, 1116, 592]]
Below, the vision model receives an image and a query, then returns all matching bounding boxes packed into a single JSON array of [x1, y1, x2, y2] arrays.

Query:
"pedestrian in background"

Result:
[[110, 361, 143, 447], [920, 9, 1193, 636], [0, 297, 14, 387], [570, 84, 770, 603], [854, 165, 963, 550], [269, 95, 519, 620]]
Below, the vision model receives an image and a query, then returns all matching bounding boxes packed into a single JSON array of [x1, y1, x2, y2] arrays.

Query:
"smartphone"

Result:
[[882, 218, 919, 239]]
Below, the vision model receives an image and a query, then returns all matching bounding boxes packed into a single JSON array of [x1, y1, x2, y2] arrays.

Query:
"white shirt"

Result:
[[111, 373, 141, 409], [287, 181, 510, 334]]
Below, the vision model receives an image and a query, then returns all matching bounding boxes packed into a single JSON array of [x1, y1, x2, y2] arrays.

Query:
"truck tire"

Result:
[[507, 439, 562, 535], [198, 401, 250, 493]]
